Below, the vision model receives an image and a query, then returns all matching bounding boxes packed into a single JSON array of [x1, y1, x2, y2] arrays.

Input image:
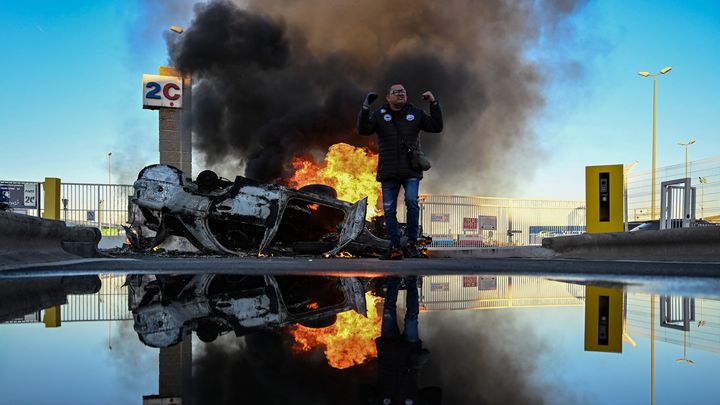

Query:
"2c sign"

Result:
[[142, 74, 183, 109]]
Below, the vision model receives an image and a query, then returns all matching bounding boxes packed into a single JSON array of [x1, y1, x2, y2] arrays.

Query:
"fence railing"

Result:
[[627, 156, 720, 221], [402, 195, 585, 247], [4, 179, 586, 247], [0, 180, 134, 236]]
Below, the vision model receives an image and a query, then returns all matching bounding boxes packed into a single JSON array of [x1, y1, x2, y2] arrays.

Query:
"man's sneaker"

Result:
[[380, 247, 404, 260]]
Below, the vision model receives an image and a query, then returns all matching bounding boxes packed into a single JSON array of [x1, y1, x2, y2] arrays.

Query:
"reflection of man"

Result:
[[358, 84, 443, 260], [382, 276, 420, 343], [359, 337, 439, 405]]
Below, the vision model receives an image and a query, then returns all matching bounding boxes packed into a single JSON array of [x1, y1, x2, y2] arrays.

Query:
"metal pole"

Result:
[[108, 153, 112, 232], [651, 78, 657, 220], [624, 173, 628, 232], [651, 293, 655, 405], [685, 145, 688, 179]]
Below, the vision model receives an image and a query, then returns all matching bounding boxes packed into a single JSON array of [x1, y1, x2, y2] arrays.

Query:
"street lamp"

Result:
[[699, 177, 708, 219], [639, 66, 672, 219], [677, 139, 695, 178], [676, 331, 695, 365], [107, 152, 112, 232]]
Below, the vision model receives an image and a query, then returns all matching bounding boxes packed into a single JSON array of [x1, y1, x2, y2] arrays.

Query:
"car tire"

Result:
[[298, 314, 337, 328], [299, 184, 337, 199]]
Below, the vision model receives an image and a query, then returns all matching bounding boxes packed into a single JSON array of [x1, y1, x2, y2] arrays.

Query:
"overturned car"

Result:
[[128, 274, 369, 348], [127, 164, 405, 256]]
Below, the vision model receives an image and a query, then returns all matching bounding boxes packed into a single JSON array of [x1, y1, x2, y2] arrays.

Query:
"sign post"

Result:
[[142, 67, 192, 177]]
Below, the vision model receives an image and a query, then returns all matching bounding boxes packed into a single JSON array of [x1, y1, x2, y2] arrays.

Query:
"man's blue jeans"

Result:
[[381, 276, 420, 342], [381, 178, 420, 248]]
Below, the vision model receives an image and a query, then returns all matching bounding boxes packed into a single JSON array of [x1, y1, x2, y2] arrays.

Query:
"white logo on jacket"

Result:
[[406, 114, 415, 121], [383, 114, 392, 122]]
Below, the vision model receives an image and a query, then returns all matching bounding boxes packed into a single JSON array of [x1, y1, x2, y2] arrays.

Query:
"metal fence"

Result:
[[1, 275, 131, 324], [400, 195, 586, 247], [627, 294, 720, 354], [395, 275, 586, 311], [627, 156, 720, 221], [0, 180, 134, 235], [59, 183, 134, 233], [5, 179, 586, 247]]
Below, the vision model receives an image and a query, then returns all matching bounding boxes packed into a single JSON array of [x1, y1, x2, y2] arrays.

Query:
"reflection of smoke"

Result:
[[111, 320, 159, 394], [420, 311, 574, 404], [191, 310, 574, 404], [168, 0, 586, 193], [192, 330, 374, 404]]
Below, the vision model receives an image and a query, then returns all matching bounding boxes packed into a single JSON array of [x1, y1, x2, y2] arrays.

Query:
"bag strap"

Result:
[[398, 108, 421, 152]]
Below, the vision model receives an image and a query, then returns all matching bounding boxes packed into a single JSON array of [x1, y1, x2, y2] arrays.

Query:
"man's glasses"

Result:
[[389, 89, 406, 95]]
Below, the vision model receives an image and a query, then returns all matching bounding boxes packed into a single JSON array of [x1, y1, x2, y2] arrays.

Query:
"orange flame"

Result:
[[287, 143, 381, 217], [289, 292, 382, 369]]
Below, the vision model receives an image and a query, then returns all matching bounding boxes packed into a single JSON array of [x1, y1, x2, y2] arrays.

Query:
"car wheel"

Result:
[[298, 314, 337, 328], [299, 184, 337, 199]]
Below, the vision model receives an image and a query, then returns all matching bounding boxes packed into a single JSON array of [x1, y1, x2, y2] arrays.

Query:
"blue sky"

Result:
[[0, 0, 718, 199]]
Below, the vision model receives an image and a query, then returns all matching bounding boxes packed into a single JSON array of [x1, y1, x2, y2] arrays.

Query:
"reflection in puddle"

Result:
[[1, 274, 719, 404]]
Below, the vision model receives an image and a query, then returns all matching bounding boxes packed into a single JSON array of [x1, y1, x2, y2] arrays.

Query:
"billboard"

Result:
[[431, 213, 449, 222], [479, 215, 497, 230], [142, 74, 183, 109], [0, 182, 39, 210], [463, 217, 478, 231]]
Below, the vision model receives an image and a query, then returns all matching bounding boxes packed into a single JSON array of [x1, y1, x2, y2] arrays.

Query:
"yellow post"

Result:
[[42, 306, 61, 328], [42, 177, 62, 327], [43, 177, 61, 220], [584, 286, 623, 353], [586, 165, 624, 233], [651, 78, 657, 219]]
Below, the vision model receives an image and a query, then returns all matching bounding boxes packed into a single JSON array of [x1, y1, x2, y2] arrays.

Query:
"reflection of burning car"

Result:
[[128, 164, 390, 256], [127, 274, 368, 348]]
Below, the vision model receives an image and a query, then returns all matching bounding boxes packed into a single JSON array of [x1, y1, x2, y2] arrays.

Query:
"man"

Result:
[[357, 84, 443, 260]]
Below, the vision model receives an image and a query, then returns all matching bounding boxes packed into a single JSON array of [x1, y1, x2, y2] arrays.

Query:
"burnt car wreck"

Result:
[[128, 274, 368, 348], [127, 164, 413, 257]]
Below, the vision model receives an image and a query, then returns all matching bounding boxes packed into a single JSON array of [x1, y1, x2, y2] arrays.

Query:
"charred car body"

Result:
[[128, 274, 369, 348], [127, 164, 397, 256]]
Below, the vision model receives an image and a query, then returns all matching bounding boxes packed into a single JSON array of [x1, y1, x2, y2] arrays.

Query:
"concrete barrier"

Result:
[[0, 211, 103, 270], [542, 226, 720, 262]]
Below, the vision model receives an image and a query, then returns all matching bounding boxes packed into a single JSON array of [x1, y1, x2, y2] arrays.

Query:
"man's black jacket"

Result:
[[357, 101, 443, 181]]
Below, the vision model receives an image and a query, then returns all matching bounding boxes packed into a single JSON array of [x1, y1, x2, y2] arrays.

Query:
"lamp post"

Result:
[[107, 152, 112, 233], [699, 177, 708, 219], [677, 139, 695, 178], [639, 66, 672, 220], [676, 331, 695, 365]]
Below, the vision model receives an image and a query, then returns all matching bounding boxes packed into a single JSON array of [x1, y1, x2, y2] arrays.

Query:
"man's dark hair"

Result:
[[387, 83, 405, 94]]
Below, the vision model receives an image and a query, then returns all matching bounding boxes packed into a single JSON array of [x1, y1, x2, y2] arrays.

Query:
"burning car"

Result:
[[128, 274, 369, 348], [128, 164, 392, 256]]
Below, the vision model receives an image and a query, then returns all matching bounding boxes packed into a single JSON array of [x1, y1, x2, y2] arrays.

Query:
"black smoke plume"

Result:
[[191, 330, 375, 404], [169, 0, 586, 193]]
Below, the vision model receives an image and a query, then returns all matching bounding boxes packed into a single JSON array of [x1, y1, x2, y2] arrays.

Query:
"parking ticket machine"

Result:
[[585, 165, 624, 233]]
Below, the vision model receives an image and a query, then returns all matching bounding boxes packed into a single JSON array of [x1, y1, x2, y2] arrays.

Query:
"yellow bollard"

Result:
[[43, 306, 62, 328], [43, 177, 61, 220], [42, 177, 62, 327]]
